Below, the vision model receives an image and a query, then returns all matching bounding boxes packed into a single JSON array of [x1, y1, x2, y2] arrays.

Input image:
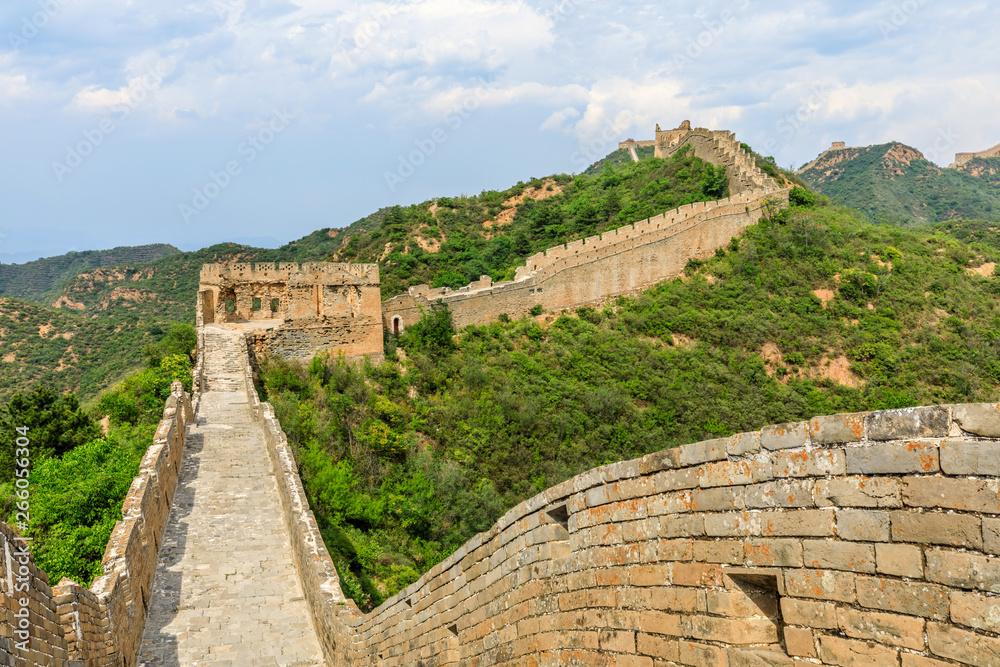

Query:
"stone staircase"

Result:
[[138, 326, 324, 667]]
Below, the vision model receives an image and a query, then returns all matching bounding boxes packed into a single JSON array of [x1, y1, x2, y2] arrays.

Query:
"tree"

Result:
[[0, 386, 101, 481], [402, 307, 456, 358]]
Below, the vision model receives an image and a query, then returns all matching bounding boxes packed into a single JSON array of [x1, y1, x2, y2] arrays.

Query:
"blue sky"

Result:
[[1, 0, 998, 262]]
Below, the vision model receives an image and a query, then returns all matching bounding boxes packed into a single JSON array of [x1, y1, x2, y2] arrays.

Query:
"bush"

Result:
[[789, 186, 818, 208], [529, 304, 544, 316]]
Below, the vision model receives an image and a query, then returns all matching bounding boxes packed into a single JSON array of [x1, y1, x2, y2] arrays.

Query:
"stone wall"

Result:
[[383, 189, 784, 331], [383, 122, 787, 332], [953, 142, 1000, 168], [0, 382, 193, 667]]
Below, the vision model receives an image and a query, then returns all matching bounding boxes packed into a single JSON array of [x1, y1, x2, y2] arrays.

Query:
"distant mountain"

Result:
[[0, 244, 180, 303], [798, 142, 1000, 225]]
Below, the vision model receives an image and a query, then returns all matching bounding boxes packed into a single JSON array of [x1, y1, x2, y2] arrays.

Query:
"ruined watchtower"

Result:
[[198, 262, 384, 364]]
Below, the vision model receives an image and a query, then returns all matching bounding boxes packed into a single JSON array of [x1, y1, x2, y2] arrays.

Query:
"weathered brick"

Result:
[[704, 512, 757, 537], [783, 569, 856, 603], [679, 438, 728, 466], [836, 606, 924, 650], [836, 509, 889, 542], [598, 629, 635, 653], [673, 563, 722, 587], [729, 648, 798, 666], [846, 441, 939, 474], [985, 518, 1000, 556], [855, 576, 950, 620], [706, 587, 778, 618], [809, 413, 867, 445], [875, 543, 923, 578], [692, 540, 743, 564], [901, 655, 957, 667], [745, 539, 803, 567], [813, 476, 901, 508], [691, 486, 746, 512], [818, 635, 899, 666], [926, 548, 1000, 594], [802, 540, 875, 573], [652, 468, 699, 494], [927, 621, 1000, 666], [760, 421, 809, 451], [779, 598, 838, 629], [903, 476, 1000, 514], [891, 511, 982, 549], [630, 563, 672, 587], [783, 626, 816, 657], [867, 406, 950, 440], [951, 590, 1000, 633], [678, 641, 727, 666], [760, 510, 835, 537], [940, 439, 1000, 476], [649, 587, 704, 613], [687, 614, 778, 644], [659, 514, 705, 539], [638, 448, 680, 475], [727, 431, 761, 456], [638, 610, 687, 637], [657, 538, 694, 561], [648, 490, 693, 516], [772, 449, 845, 478], [636, 632, 678, 661], [746, 480, 815, 508], [698, 461, 754, 488], [952, 402, 1000, 437]]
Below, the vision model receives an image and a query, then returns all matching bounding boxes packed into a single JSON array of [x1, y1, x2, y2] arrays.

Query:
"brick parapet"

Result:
[[245, 393, 1000, 665], [953, 142, 1000, 168], [0, 382, 193, 667]]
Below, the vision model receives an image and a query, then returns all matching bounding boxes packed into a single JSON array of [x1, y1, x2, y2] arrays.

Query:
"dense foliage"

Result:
[[0, 324, 195, 585], [263, 198, 1000, 610], [334, 149, 730, 296], [799, 142, 1000, 225]]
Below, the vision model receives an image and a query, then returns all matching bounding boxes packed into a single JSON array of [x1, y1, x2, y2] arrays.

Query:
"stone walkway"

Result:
[[138, 328, 324, 667]]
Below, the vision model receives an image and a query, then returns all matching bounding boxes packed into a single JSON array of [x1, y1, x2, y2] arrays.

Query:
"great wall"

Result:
[[6, 125, 1000, 666]]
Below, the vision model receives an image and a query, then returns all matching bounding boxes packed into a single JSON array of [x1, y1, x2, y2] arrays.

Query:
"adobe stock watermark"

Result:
[[878, 0, 934, 38], [52, 65, 166, 182], [383, 78, 498, 192], [342, 5, 396, 62], [664, 0, 750, 76], [11, 425, 33, 653], [179, 108, 296, 222], [760, 84, 833, 156], [923, 127, 959, 165], [7, 0, 73, 49]]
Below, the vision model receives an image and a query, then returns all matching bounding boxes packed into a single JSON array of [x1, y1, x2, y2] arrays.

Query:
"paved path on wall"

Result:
[[139, 327, 324, 667]]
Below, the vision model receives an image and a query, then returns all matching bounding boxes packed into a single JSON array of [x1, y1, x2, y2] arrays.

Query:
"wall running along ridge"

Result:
[[1, 381, 193, 667], [237, 318, 1000, 667], [382, 122, 788, 332], [953, 142, 1000, 168]]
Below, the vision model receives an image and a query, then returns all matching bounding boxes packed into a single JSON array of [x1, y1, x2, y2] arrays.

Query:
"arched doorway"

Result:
[[392, 316, 402, 336]]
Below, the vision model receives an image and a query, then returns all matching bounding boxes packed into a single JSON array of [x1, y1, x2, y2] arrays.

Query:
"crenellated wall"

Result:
[[952, 142, 1000, 168], [1, 381, 193, 667], [240, 310, 1000, 667], [383, 122, 787, 332]]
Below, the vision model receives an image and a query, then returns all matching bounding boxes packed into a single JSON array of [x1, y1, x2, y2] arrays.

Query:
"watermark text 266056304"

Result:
[[12, 425, 32, 652]]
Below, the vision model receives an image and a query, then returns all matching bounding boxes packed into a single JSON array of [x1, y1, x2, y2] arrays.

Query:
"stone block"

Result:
[[746, 480, 815, 508], [729, 648, 798, 666], [836, 510, 889, 542], [802, 540, 875, 573], [783, 569, 856, 603], [855, 576, 950, 620], [659, 514, 706, 539], [698, 461, 754, 488], [901, 654, 960, 667], [650, 587, 704, 613], [653, 468, 699, 494], [985, 518, 1000, 555], [779, 597, 838, 629], [875, 543, 923, 578], [952, 402, 1000, 437], [951, 590, 1000, 634], [679, 438, 728, 467], [692, 540, 744, 565], [745, 539, 803, 567], [673, 563, 722, 587], [760, 421, 809, 451], [687, 614, 778, 644], [760, 510, 836, 537], [783, 627, 816, 657], [727, 431, 761, 456], [636, 632, 679, 661], [678, 641, 727, 666], [925, 548, 1000, 594], [638, 448, 680, 475], [809, 413, 866, 445], [817, 635, 899, 666], [772, 450, 845, 478], [866, 406, 949, 440], [890, 511, 982, 549], [940, 439, 1000, 476], [836, 607, 924, 650], [903, 476, 1000, 514], [813, 477, 901, 508], [704, 512, 757, 537], [927, 621, 1000, 666], [845, 442, 939, 475], [691, 487, 746, 512]]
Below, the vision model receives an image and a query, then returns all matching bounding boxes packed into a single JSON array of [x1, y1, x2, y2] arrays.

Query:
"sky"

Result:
[[1, 0, 998, 263]]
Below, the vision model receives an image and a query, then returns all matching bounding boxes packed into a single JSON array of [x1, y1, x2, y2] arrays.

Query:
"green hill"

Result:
[[798, 142, 1000, 225], [0, 244, 180, 304]]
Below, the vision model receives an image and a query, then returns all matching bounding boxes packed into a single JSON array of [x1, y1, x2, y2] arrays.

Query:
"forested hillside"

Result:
[[261, 195, 1000, 610], [799, 142, 1000, 225]]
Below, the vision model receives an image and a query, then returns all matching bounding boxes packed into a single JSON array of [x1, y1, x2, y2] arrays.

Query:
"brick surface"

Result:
[[760, 422, 809, 451], [836, 607, 925, 650], [855, 576, 950, 620], [890, 511, 983, 549], [925, 548, 1000, 594], [940, 439, 1000, 476], [783, 627, 816, 657], [818, 635, 899, 666], [903, 476, 1000, 514], [802, 541, 875, 573], [952, 403, 1000, 437], [927, 621, 1000, 666], [866, 406, 950, 441], [779, 598, 838, 629], [813, 477, 901, 508], [809, 413, 866, 445], [836, 509, 890, 542], [772, 450, 845, 478], [950, 590, 1000, 633], [846, 441, 939, 474], [875, 543, 923, 578]]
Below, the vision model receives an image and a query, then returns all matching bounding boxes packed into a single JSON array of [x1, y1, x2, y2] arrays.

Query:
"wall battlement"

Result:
[[383, 122, 788, 332], [953, 141, 1000, 168]]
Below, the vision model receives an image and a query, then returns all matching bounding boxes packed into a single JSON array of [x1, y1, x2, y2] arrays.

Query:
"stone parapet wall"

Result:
[[199, 262, 379, 286], [953, 142, 1000, 167], [248, 389, 1000, 665], [0, 382, 193, 667], [384, 188, 785, 330]]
